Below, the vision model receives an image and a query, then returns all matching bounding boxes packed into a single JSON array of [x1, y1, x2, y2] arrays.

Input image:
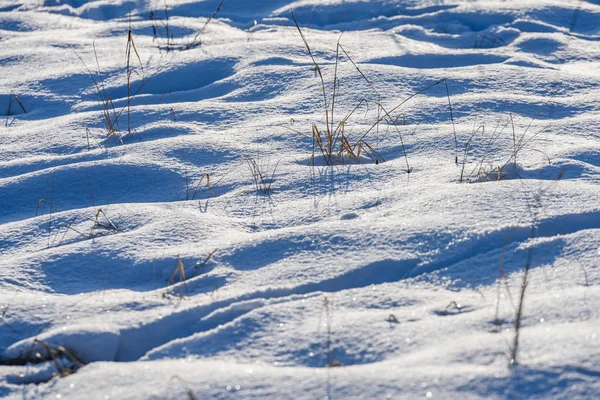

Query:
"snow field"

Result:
[[0, 0, 599, 398]]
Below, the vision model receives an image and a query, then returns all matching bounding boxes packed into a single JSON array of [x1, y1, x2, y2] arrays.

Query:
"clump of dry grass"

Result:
[[461, 108, 551, 183], [149, 2, 174, 51], [148, 0, 224, 52], [75, 21, 169, 137], [74, 43, 120, 135], [292, 12, 458, 171], [36, 199, 121, 247], [292, 12, 384, 166], [0, 339, 85, 383], [247, 157, 280, 195]]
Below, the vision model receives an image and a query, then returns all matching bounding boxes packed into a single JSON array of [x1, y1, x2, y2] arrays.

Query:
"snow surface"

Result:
[[0, 0, 599, 398]]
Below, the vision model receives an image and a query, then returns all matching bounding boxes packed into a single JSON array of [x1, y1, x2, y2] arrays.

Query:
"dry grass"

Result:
[[185, 172, 215, 200], [509, 169, 565, 366], [462, 108, 551, 182], [149, 2, 175, 51], [0, 339, 85, 382], [149, 0, 224, 52], [75, 25, 169, 137], [166, 257, 188, 298], [247, 157, 280, 195], [74, 43, 120, 135], [126, 12, 143, 136], [292, 11, 459, 171], [292, 12, 385, 166], [36, 199, 121, 247], [185, 0, 224, 50], [6, 93, 27, 115]]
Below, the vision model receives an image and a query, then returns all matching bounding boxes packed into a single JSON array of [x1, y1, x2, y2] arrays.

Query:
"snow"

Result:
[[0, 0, 599, 398]]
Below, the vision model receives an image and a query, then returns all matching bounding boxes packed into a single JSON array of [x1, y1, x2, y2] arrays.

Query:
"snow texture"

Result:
[[0, 0, 599, 398]]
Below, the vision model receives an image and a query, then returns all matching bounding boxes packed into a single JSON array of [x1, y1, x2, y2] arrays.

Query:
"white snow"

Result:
[[0, 0, 599, 398]]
